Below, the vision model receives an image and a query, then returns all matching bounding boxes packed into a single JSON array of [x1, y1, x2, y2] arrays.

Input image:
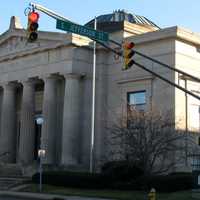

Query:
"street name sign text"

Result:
[[56, 20, 109, 42]]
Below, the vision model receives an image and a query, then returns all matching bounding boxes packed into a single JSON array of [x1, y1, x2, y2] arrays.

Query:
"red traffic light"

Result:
[[27, 12, 39, 42], [28, 12, 40, 23]]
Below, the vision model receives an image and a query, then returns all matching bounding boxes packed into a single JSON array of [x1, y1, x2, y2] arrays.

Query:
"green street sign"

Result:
[[56, 20, 109, 42]]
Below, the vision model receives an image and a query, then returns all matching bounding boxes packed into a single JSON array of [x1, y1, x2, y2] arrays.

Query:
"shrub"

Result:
[[32, 171, 108, 189], [101, 160, 144, 181], [143, 173, 193, 192], [32, 170, 193, 192]]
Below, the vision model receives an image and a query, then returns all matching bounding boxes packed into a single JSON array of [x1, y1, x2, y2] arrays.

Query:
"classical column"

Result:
[[41, 76, 58, 165], [0, 83, 16, 163], [61, 74, 81, 166], [18, 80, 35, 165]]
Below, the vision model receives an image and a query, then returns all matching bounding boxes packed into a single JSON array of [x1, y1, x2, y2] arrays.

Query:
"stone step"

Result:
[[0, 163, 23, 177], [0, 177, 30, 190]]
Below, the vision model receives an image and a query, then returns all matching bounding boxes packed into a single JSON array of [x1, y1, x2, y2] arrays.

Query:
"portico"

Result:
[[0, 16, 93, 171], [0, 73, 84, 167]]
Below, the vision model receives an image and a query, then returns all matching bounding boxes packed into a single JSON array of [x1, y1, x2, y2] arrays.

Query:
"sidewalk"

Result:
[[0, 191, 115, 200]]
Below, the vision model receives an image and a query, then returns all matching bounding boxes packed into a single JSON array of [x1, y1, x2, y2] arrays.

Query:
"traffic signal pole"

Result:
[[28, 3, 200, 101], [29, 3, 74, 23]]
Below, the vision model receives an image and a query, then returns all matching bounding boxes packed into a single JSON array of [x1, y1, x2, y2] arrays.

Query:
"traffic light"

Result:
[[123, 42, 135, 70], [27, 11, 40, 42]]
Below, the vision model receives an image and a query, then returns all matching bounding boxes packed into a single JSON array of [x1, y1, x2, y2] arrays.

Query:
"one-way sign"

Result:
[[56, 19, 109, 42]]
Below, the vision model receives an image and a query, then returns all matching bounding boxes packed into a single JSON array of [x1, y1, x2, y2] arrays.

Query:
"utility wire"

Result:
[[91, 38, 200, 101], [134, 50, 200, 83], [133, 61, 200, 101], [107, 39, 200, 83]]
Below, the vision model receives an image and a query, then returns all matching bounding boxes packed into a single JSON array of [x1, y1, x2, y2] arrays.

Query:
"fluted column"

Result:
[[18, 80, 35, 165], [41, 76, 58, 164], [0, 83, 16, 163], [61, 74, 81, 166]]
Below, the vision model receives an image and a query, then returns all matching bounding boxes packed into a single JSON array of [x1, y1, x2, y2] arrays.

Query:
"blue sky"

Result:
[[0, 0, 200, 34]]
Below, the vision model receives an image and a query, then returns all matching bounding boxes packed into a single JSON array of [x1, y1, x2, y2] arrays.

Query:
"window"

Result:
[[127, 91, 146, 112]]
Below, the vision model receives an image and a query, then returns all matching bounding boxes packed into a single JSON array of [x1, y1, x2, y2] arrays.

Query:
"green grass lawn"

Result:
[[22, 184, 195, 200]]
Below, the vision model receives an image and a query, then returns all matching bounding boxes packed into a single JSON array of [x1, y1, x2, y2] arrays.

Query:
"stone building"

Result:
[[0, 10, 200, 174]]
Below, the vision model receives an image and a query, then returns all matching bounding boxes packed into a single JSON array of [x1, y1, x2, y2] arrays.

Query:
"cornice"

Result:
[[127, 26, 200, 46], [0, 41, 73, 63], [117, 75, 154, 84], [176, 27, 200, 46], [128, 26, 178, 45]]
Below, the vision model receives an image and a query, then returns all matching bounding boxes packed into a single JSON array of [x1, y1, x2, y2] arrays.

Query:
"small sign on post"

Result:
[[38, 149, 46, 192], [56, 20, 109, 42]]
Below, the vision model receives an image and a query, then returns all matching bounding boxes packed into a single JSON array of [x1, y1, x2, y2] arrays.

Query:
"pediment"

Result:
[[0, 28, 71, 58], [0, 33, 35, 57], [0, 16, 91, 61]]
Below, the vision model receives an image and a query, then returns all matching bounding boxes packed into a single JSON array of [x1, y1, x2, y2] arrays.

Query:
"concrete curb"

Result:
[[0, 191, 56, 200], [0, 191, 114, 200]]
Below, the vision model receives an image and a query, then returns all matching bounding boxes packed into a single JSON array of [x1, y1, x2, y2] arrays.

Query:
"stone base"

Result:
[[0, 163, 23, 177], [42, 163, 89, 172], [0, 161, 40, 178], [0, 162, 90, 179], [21, 162, 38, 177]]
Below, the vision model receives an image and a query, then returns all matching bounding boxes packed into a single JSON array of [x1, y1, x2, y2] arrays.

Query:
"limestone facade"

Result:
[[0, 16, 200, 172]]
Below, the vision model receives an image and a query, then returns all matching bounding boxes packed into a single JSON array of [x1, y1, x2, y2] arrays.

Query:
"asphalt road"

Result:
[[0, 197, 26, 200], [0, 192, 114, 200]]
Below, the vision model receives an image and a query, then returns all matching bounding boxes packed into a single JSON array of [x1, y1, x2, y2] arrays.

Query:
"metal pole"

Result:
[[90, 17, 97, 173], [39, 157, 42, 192], [29, 2, 75, 23], [185, 79, 188, 165]]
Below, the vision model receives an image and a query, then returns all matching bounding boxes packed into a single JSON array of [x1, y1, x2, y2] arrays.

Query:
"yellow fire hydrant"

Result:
[[148, 188, 156, 200]]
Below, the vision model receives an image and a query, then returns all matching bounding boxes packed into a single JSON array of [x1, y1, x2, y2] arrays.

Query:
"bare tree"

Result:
[[106, 109, 198, 176]]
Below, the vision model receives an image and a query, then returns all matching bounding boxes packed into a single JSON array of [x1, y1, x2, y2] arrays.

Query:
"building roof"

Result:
[[85, 10, 160, 29]]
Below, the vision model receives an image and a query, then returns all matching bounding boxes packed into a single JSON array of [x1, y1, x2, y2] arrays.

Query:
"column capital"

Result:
[[20, 77, 40, 85], [2, 82, 17, 90], [41, 74, 63, 83], [20, 81, 36, 88], [64, 73, 82, 80]]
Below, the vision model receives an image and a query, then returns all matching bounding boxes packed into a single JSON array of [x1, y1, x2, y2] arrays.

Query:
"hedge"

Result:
[[32, 170, 193, 192], [101, 160, 144, 181], [32, 171, 109, 189]]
